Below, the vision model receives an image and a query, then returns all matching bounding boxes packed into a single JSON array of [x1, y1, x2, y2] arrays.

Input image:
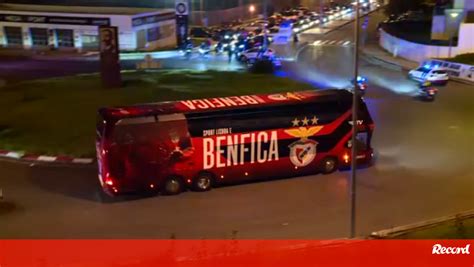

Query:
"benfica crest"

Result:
[[285, 125, 323, 167]]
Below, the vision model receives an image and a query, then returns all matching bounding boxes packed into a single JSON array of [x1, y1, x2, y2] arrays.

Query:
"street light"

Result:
[[350, 0, 361, 239], [249, 4, 256, 13]]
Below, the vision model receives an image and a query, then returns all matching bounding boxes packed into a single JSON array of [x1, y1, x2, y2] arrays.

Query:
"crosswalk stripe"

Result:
[[310, 39, 354, 46]]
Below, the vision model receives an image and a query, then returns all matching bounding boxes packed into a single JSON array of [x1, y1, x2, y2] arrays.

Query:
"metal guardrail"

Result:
[[370, 209, 474, 239]]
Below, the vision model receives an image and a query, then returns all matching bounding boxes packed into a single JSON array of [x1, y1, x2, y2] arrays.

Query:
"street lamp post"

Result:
[[200, 0, 205, 26], [263, 0, 268, 49], [320, 0, 324, 29], [350, 0, 361, 239], [448, 32, 454, 59], [448, 12, 460, 59]]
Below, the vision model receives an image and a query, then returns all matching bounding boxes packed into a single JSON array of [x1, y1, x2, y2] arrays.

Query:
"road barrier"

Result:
[[422, 59, 474, 83], [370, 209, 474, 239]]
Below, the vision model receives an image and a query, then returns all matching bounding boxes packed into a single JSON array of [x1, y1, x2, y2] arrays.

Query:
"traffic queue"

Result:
[[183, 1, 380, 68]]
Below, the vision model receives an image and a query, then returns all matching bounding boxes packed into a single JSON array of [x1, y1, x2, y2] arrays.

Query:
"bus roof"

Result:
[[99, 89, 353, 121]]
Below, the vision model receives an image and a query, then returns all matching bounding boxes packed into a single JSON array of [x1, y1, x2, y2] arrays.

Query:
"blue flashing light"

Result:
[[423, 64, 431, 69]]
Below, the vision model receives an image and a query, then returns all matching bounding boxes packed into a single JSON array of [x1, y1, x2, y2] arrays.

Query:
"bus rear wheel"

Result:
[[321, 157, 338, 174], [163, 176, 183, 195], [192, 172, 214, 192]]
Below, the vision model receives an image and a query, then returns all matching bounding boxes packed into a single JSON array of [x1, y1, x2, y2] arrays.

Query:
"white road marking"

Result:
[[37, 156, 57, 162]]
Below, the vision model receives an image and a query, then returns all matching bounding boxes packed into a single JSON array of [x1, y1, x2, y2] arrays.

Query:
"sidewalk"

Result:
[[0, 48, 179, 61], [362, 44, 418, 71], [0, 48, 98, 61]]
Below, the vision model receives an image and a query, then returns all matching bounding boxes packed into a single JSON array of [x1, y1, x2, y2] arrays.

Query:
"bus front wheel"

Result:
[[163, 176, 183, 195], [320, 157, 338, 174], [192, 172, 214, 192]]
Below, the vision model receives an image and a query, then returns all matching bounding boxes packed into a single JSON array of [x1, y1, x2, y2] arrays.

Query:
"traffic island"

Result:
[[0, 70, 314, 159]]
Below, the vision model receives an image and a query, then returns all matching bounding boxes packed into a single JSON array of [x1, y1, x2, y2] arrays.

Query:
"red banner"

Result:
[[0, 240, 472, 267]]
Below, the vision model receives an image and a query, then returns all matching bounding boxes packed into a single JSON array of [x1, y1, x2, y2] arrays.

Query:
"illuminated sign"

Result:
[[180, 92, 309, 111], [0, 14, 110, 26], [180, 95, 265, 110], [132, 13, 175, 27], [203, 131, 280, 169]]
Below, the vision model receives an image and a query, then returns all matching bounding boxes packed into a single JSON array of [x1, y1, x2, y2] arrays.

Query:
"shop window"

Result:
[[56, 29, 74, 47], [147, 27, 161, 42], [82, 34, 99, 49], [4, 27, 23, 46], [30, 28, 48, 46]]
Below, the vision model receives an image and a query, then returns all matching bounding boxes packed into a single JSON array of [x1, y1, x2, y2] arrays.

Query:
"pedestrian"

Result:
[[293, 33, 299, 43], [228, 47, 233, 63]]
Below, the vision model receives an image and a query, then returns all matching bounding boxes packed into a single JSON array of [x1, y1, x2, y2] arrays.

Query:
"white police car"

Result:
[[408, 64, 449, 85]]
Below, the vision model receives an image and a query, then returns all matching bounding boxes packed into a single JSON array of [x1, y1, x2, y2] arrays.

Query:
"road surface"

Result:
[[1, 10, 473, 239]]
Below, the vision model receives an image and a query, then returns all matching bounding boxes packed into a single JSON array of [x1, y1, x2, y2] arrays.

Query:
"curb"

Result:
[[369, 209, 474, 239], [0, 149, 94, 165]]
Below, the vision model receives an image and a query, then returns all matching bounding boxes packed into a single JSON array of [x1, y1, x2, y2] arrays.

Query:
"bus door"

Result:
[[347, 130, 372, 162]]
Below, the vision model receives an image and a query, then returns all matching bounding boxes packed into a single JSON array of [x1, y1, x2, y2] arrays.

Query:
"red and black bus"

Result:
[[96, 90, 374, 196]]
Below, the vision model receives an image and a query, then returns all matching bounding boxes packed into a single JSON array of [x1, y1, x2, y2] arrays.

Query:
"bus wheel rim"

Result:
[[325, 160, 335, 172], [197, 177, 210, 189], [166, 180, 180, 193]]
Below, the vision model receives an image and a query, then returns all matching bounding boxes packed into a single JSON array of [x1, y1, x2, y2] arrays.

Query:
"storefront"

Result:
[[0, 4, 177, 51]]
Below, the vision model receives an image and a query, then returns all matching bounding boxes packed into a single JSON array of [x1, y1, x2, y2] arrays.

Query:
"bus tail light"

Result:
[[343, 154, 350, 163], [105, 178, 114, 186], [104, 173, 114, 186]]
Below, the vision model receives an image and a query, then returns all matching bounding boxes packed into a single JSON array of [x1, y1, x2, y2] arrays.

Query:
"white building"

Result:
[[431, 0, 474, 41], [0, 4, 177, 51]]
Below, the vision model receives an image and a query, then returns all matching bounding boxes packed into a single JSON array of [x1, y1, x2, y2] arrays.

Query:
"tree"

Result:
[[385, 0, 424, 16]]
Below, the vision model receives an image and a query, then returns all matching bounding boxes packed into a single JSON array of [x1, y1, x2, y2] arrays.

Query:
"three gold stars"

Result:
[[291, 116, 319, 127]]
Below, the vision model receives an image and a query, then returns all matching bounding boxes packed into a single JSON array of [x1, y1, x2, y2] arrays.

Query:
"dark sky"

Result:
[[2, 0, 173, 8]]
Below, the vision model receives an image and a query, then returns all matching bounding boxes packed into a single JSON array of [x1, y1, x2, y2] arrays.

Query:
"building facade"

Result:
[[431, 0, 474, 41], [2, 0, 295, 25], [0, 4, 176, 51]]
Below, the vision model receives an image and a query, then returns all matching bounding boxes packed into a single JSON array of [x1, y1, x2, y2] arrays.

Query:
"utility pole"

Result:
[[320, 0, 324, 29], [448, 31, 453, 59], [263, 0, 268, 49], [350, 0, 360, 239], [200, 0, 205, 26]]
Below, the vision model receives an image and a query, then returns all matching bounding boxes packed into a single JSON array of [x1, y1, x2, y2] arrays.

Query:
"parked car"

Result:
[[189, 27, 212, 38]]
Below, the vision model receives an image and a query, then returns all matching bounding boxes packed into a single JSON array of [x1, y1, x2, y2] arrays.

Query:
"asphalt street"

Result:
[[1, 10, 473, 239]]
